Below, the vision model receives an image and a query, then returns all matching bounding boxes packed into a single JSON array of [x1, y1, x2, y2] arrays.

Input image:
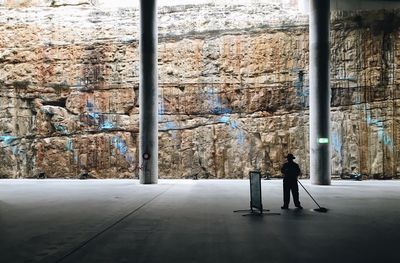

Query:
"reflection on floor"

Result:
[[0, 179, 399, 263]]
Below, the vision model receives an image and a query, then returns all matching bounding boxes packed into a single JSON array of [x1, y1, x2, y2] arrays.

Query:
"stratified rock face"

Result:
[[0, 3, 399, 179]]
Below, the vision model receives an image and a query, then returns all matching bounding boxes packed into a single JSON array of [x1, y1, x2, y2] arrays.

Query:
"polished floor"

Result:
[[0, 179, 399, 263]]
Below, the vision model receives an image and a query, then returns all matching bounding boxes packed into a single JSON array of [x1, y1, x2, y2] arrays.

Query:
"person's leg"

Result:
[[282, 180, 290, 208], [292, 181, 302, 208]]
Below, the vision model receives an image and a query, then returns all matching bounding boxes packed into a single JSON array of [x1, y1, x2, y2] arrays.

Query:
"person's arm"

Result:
[[296, 164, 301, 178], [281, 163, 289, 176]]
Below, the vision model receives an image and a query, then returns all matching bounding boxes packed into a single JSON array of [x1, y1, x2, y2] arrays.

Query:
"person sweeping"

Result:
[[281, 154, 303, 209]]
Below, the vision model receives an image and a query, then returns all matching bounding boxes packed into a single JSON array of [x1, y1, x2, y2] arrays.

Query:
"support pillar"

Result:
[[139, 0, 158, 184], [309, 0, 331, 185]]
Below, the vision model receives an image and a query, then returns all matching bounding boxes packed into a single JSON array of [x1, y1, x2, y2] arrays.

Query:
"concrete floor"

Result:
[[0, 179, 399, 263]]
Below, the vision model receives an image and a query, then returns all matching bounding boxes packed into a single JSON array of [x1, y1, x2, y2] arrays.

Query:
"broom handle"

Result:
[[297, 179, 321, 208]]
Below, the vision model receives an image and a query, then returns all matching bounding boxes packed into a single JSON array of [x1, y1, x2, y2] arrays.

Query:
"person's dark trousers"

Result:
[[283, 179, 301, 207]]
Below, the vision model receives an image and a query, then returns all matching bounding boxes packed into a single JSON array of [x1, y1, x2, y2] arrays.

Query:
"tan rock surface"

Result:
[[0, 4, 399, 179]]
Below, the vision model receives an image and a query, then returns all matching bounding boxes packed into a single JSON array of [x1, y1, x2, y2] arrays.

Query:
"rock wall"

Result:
[[0, 2, 399, 179]]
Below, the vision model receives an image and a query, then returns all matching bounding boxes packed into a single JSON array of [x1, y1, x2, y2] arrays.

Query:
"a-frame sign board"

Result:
[[249, 171, 263, 213], [234, 171, 278, 216]]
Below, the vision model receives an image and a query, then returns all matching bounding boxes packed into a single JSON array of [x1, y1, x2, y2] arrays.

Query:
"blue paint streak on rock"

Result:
[[206, 87, 232, 115], [85, 100, 118, 131], [230, 120, 238, 129], [112, 136, 128, 155], [76, 78, 82, 88], [293, 69, 308, 106], [236, 130, 245, 145], [159, 121, 177, 132], [332, 132, 342, 153], [120, 36, 135, 44], [12, 146, 19, 155], [165, 121, 176, 130], [0, 135, 17, 145], [88, 112, 100, 120], [54, 124, 68, 134], [66, 138, 74, 152], [379, 130, 393, 146], [0, 135, 26, 159], [366, 113, 393, 146], [216, 114, 245, 145], [158, 90, 167, 125], [111, 135, 133, 164], [211, 107, 232, 114], [100, 121, 114, 130], [294, 80, 304, 97], [0, 136, 21, 156], [366, 114, 383, 128], [86, 101, 101, 123], [218, 115, 230, 124], [86, 101, 94, 110], [158, 95, 165, 116]]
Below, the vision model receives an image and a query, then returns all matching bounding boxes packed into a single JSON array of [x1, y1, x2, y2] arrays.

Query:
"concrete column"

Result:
[[139, 0, 158, 184], [309, 0, 331, 185]]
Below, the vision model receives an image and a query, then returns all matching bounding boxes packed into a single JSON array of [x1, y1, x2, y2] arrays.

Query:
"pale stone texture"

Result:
[[0, 4, 399, 179]]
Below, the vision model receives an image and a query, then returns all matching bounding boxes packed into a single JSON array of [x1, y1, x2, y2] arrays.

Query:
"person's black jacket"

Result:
[[281, 161, 301, 181]]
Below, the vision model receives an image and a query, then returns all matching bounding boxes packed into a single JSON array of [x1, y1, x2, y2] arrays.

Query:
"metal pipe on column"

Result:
[[139, 0, 158, 184], [309, 0, 331, 185]]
